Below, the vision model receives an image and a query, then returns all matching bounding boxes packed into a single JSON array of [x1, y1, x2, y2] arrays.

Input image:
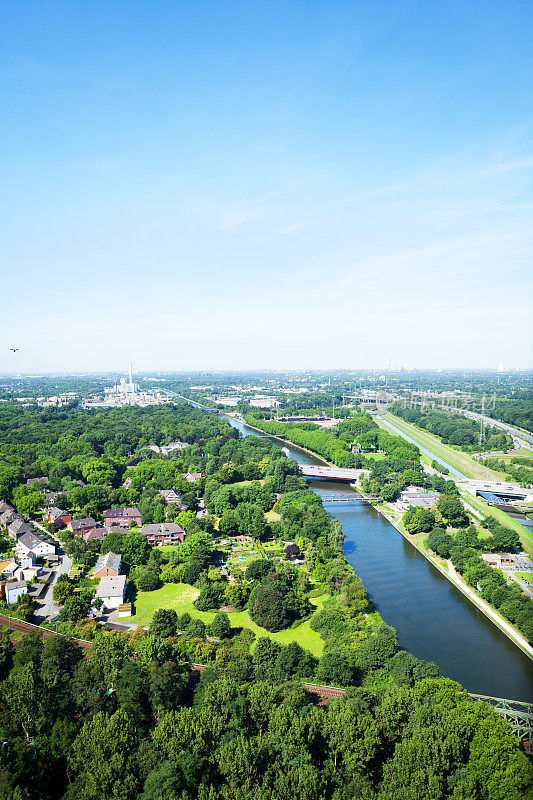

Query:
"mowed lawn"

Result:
[[381, 412, 501, 481], [123, 582, 326, 656], [514, 571, 533, 584]]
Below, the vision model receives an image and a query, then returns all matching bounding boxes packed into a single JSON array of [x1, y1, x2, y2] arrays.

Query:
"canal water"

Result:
[[226, 416, 533, 701]]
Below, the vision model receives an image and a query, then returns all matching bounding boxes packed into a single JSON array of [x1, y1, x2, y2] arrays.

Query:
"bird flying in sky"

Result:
[[9, 348, 19, 352]]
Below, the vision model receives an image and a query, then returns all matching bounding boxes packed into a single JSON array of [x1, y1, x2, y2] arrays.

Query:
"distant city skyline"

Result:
[[1, 2, 532, 371]]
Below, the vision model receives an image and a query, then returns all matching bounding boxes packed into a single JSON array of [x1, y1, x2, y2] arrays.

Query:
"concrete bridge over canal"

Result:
[[300, 465, 363, 482], [322, 496, 383, 503]]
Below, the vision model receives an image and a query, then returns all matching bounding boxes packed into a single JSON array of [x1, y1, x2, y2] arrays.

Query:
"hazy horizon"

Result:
[[1, 2, 532, 372]]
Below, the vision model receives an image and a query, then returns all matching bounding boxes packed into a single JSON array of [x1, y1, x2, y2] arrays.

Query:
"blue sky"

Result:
[[1, 1, 532, 372]]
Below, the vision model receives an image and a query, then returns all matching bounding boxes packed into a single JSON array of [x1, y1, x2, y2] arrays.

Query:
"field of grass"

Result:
[[380, 411, 501, 481], [123, 582, 327, 655], [365, 453, 386, 461], [487, 449, 533, 460], [514, 571, 533, 584]]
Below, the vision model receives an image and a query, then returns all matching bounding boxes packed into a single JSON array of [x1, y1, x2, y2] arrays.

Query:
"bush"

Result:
[[149, 608, 178, 638], [60, 592, 92, 622], [248, 573, 309, 632], [245, 559, 273, 581], [316, 647, 357, 687], [437, 496, 468, 527], [403, 507, 436, 534], [356, 624, 398, 671], [177, 612, 192, 631], [186, 619, 206, 639], [208, 612, 231, 639], [426, 528, 454, 558], [136, 567, 161, 592], [194, 581, 225, 611]]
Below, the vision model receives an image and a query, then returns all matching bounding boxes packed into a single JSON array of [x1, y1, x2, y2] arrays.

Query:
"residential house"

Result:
[[0, 560, 18, 580], [68, 517, 96, 535], [0, 502, 13, 516], [159, 488, 188, 511], [4, 580, 27, 604], [16, 564, 43, 582], [16, 531, 56, 558], [0, 510, 18, 529], [95, 575, 127, 610], [26, 476, 49, 487], [92, 551, 122, 578], [47, 507, 72, 530], [140, 522, 186, 546], [28, 582, 47, 600], [44, 491, 61, 507], [161, 441, 188, 455], [122, 476, 132, 490], [145, 444, 162, 453], [103, 508, 142, 528], [8, 519, 33, 539], [183, 472, 201, 483], [83, 527, 107, 543]]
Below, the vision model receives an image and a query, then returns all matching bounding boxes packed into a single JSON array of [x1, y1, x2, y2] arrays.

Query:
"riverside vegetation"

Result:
[[245, 409, 533, 644], [0, 402, 530, 798]]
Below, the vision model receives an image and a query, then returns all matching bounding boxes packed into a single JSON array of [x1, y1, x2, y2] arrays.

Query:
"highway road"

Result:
[[461, 410, 533, 451]]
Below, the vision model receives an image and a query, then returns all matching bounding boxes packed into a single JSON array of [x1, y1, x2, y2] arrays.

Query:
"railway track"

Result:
[[0, 615, 92, 651], [1, 615, 529, 752], [0, 616, 345, 701]]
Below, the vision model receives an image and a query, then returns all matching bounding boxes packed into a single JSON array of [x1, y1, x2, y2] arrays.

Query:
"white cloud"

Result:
[[217, 208, 262, 230], [274, 221, 314, 234]]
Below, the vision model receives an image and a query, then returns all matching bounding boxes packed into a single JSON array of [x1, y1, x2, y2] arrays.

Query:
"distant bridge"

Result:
[[469, 694, 533, 754], [300, 465, 363, 482], [322, 496, 382, 503]]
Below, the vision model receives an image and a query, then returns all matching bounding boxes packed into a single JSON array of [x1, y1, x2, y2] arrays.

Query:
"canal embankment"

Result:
[[371, 499, 533, 660], [230, 412, 533, 662]]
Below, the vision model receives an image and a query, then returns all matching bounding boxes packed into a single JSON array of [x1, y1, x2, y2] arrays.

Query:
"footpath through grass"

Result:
[[380, 411, 501, 481], [123, 582, 326, 656]]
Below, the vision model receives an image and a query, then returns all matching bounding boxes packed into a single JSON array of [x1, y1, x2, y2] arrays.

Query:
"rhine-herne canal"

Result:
[[226, 415, 533, 701]]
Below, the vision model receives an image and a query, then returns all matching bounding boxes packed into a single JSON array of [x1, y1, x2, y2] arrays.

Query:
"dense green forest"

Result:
[[391, 406, 514, 452], [0, 402, 233, 524], [487, 391, 533, 434], [0, 625, 531, 800]]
